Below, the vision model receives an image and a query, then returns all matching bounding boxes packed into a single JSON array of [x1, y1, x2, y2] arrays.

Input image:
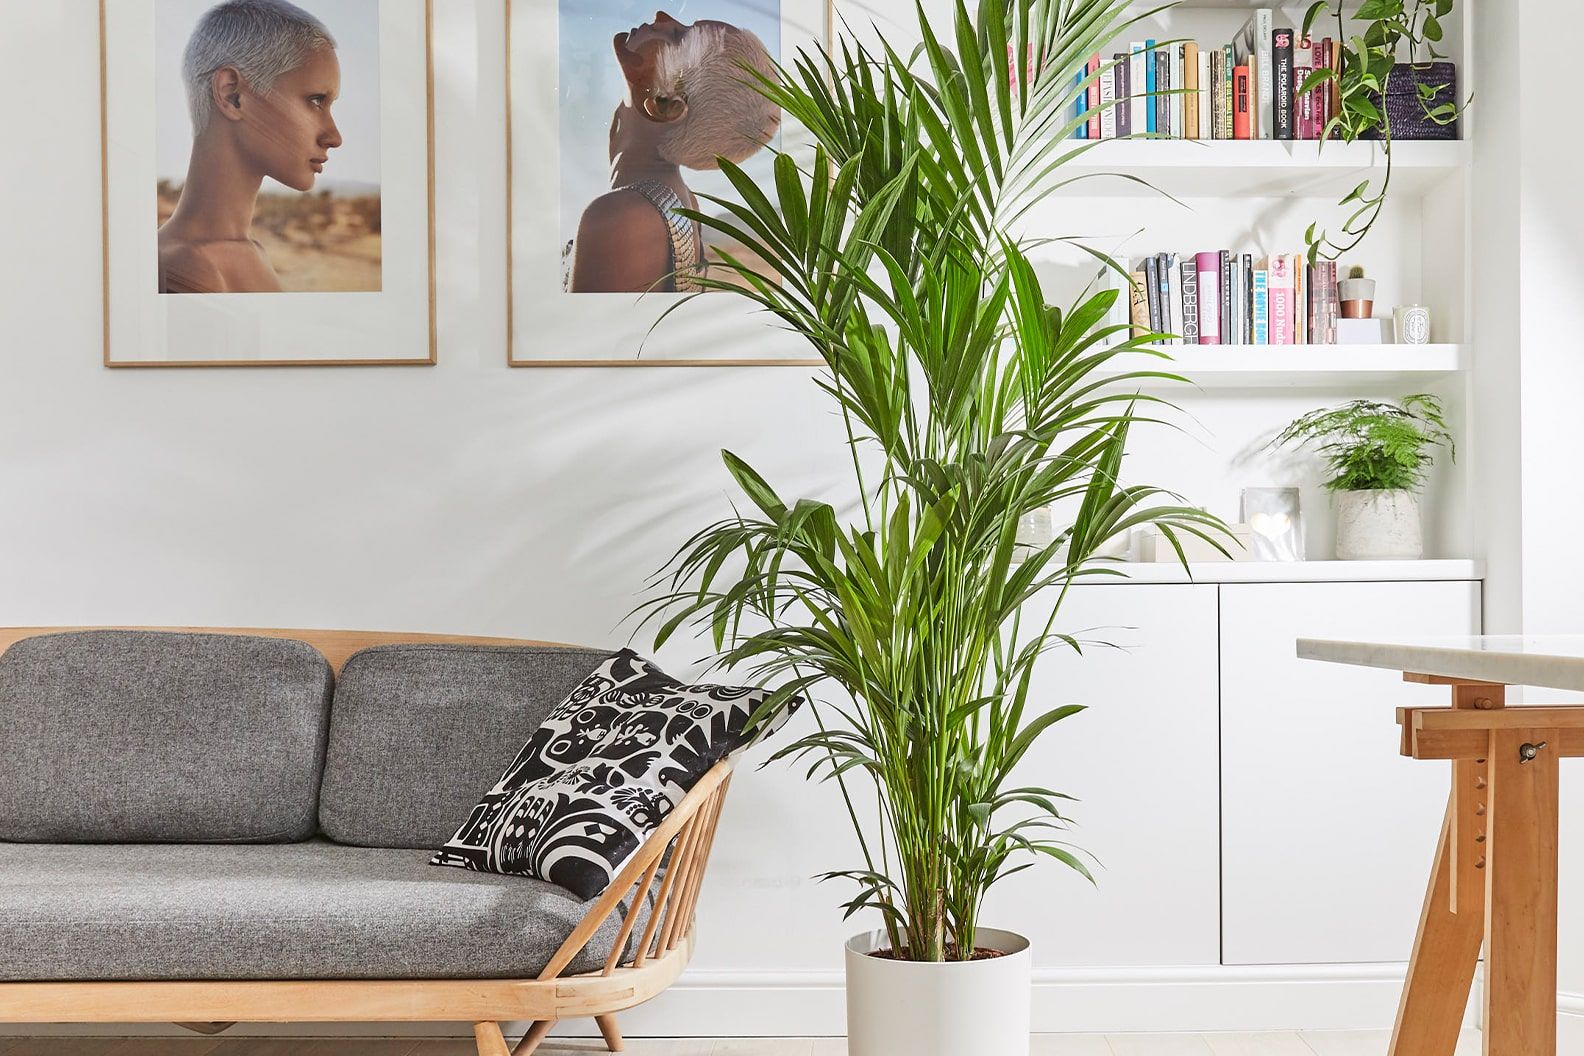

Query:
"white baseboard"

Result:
[[1559, 991, 1584, 1050]]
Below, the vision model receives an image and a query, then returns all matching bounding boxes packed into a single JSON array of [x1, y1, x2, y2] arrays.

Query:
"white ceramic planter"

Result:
[[1335, 489, 1423, 560], [844, 928, 1031, 1056]]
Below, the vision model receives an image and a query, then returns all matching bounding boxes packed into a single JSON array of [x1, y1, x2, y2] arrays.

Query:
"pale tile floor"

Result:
[[0, 1032, 1484, 1055]]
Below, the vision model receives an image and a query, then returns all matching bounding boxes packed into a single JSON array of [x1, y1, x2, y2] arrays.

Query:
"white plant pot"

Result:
[[844, 928, 1031, 1056], [1335, 489, 1423, 560]]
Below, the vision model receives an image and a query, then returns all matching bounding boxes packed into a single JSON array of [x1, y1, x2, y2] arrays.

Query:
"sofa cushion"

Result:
[[0, 630, 333, 843], [0, 840, 646, 980], [318, 643, 610, 847], [431, 648, 796, 900]]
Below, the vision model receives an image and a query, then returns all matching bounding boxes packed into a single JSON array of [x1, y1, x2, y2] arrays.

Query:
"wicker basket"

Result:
[[1360, 61, 1459, 141]]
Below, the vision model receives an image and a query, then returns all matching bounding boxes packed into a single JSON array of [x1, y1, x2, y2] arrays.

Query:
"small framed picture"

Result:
[[1241, 487, 1306, 562], [507, 0, 829, 366], [101, 0, 436, 366]]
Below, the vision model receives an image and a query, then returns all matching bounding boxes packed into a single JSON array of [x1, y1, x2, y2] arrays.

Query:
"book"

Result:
[[1129, 262, 1150, 335], [1156, 51, 1171, 137], [1144, 254, 1161, 333], [1316, 260, 1339, 343], [1242, 253, 1254, 344], [1272, 28, 1294, 140], [1171, 45, 1184, 139], [1183, 43, 1199, 139], [1195, 252, 1221, 344], [1167, 253, 1184, 343], [1145, 39, 1157, 134], [1268, 255, 1293, 343], [1100, 55, 1117, 139], [1208, 50, 1223, 139], [1237, 9, 1274, 139], [1074, 68, 1087, 138], [1222, 45, 1236, 139], [1218, 250, 1233, 346], [1114, 53, 1132, 137], [1233, 66, 1252, 139], [1323, 37, 1339, 135], [1196, 48, 1211, 140], [1179, 257, 1200, 343], [1129, 43, 1148, 136], [1252, 267, 1269, 344], [1156, 252, 1173, 339], [1293, 255, 1307, 343], [1296, 65, 1314, 139], [1087, 54, 1102, 140]]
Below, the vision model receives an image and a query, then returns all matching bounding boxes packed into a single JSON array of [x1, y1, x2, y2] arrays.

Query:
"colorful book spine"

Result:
[[1268, 255, 1293, 343], [1294, 256, 1307, 343], [1145, 39, 1157, 134], [1196, 49, 1211, 140], [1272, 28, 1294, 140], [1233, 66, 1252, 139], [1100, 56, 1117, 139], [1114, 53, 1132, 137], [1156, 252, 1173, 340], [1195, 252, 1221, 344], [1183, 44, 1199, 140], [1075, 69, 1087, 138], [1171, 45, 1185, 139], [1318, 261, 1339, 343], [1144, 255, 1161, 333], [1242, 254, 1254, 344], [1323, 38, 1339, 135], [1296, 65, 1314, 139], [1087, 54, 1102, 139], [1252, 268, 1270, 344], [1179, 257, 1200, 343], [1222, 45, 1236, 139]]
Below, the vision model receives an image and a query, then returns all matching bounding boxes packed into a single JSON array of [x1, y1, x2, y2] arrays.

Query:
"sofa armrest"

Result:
[[536, 759, 734, 982]]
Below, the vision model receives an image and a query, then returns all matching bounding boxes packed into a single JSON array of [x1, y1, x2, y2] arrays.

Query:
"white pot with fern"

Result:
[[640, 1, 1224, 1052], [1272, 396, 1454, 561]]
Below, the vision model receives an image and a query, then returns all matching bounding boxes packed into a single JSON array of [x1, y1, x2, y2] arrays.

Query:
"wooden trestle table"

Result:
[[1299, 635, 1584, 1056]]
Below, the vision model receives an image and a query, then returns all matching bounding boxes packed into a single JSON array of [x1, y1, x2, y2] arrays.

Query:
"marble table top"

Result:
[[1298, 635, 1584, 692]]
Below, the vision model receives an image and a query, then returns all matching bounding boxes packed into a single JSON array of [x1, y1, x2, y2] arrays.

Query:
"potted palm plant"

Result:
[[1271, 394, 1454, 559], [641, 2, 1224, 1052]]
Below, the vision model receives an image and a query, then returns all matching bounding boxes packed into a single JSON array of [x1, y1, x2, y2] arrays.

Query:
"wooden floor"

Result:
[[0, 1032, 1483, 1055]]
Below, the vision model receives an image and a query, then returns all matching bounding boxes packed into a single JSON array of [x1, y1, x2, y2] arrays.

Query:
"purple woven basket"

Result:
[[1360, 61, 1459, 141]]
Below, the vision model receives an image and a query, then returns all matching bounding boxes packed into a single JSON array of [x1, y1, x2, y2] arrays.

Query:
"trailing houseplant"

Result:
[[639, 1, 1225, 1051], [1271, 394, 1453, 559], [1300, 0, 1466, 263]]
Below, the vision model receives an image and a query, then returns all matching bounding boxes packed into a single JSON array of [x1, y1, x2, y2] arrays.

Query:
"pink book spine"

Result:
[[1295, 67, 1313, 139], [1268, 256, 1293, 343], [1195, 252, 1221, 344]]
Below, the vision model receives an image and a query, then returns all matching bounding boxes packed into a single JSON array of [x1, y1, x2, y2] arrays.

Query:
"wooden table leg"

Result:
[[1389, 785, 1485, 1056], [1483, 727, 1561, 1056]]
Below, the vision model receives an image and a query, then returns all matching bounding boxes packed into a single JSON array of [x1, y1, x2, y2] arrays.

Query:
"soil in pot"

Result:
[[868, 945, 1006, 961]]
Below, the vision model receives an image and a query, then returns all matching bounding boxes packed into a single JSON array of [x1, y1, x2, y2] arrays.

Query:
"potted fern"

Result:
[[1271, 395, 1453, 559], [637, 2, 1227, 1052]]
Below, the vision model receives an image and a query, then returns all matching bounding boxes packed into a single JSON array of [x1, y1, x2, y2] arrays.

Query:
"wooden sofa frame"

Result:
[[0, 627, 735, 1056]]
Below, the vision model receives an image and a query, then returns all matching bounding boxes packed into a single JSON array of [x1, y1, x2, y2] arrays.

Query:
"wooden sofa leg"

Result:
[[510, 1020, 556, 1055], [473, 1021, 511, 1056], [595, 1013, 624, 1051]]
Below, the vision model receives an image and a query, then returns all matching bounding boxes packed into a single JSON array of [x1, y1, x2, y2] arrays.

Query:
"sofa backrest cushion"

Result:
[[0, 630, 334, 843], [318, 643, 610, 848]]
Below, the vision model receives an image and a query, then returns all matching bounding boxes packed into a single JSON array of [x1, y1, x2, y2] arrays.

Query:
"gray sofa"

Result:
[[0, 627, 735, 1056]]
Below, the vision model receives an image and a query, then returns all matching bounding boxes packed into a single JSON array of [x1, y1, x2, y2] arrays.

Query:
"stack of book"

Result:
[[1071, 10, 1339, 140], [1111, 252, 1340, 345]]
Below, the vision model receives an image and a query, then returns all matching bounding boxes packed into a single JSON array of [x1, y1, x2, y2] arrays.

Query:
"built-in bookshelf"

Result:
[[1043, 0, 1473, 570]]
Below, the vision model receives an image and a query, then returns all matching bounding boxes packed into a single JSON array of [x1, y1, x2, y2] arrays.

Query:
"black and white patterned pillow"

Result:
[[430, 649, 797, 900]]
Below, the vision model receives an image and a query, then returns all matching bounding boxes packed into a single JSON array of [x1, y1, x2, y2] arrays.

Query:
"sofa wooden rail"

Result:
[[0, 627, 736, 1056]]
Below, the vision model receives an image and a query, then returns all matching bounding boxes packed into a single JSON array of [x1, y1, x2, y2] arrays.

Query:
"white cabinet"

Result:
[[987, 584, 1222, 967], [1218, 581, 1482, 965]]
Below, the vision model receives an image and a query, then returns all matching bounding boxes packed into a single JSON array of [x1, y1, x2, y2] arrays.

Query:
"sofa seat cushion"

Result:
[[0, 630, 333, 843], [319, 643, 611, 848], [0, 841, 646, 980]]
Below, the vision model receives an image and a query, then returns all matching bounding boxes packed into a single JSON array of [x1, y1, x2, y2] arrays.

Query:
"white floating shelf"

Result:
[[1100, 343, 1466, 388], [1050, 140, 1468, 198], [1081, 559, 1484, 585]]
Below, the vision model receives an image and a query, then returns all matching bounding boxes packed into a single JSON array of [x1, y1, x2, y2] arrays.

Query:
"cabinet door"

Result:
[[986, 583, 1221, 967], [1219, 580, 1481, 965]]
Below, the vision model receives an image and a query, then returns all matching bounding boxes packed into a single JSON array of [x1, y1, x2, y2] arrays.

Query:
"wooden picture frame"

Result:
[[100, 0, 437, 367], [506, 0, 830, 367]]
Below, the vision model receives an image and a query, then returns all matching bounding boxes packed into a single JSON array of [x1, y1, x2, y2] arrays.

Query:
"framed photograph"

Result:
[[101, 0, 435, 366], [507, 0, 830, 366]]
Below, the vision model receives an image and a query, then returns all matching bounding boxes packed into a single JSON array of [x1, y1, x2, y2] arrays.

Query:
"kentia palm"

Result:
[[640, 1, 1224, 1046]]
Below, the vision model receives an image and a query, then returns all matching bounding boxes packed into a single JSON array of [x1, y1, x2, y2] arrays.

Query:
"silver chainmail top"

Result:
[[562, 179, 704, 293]]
